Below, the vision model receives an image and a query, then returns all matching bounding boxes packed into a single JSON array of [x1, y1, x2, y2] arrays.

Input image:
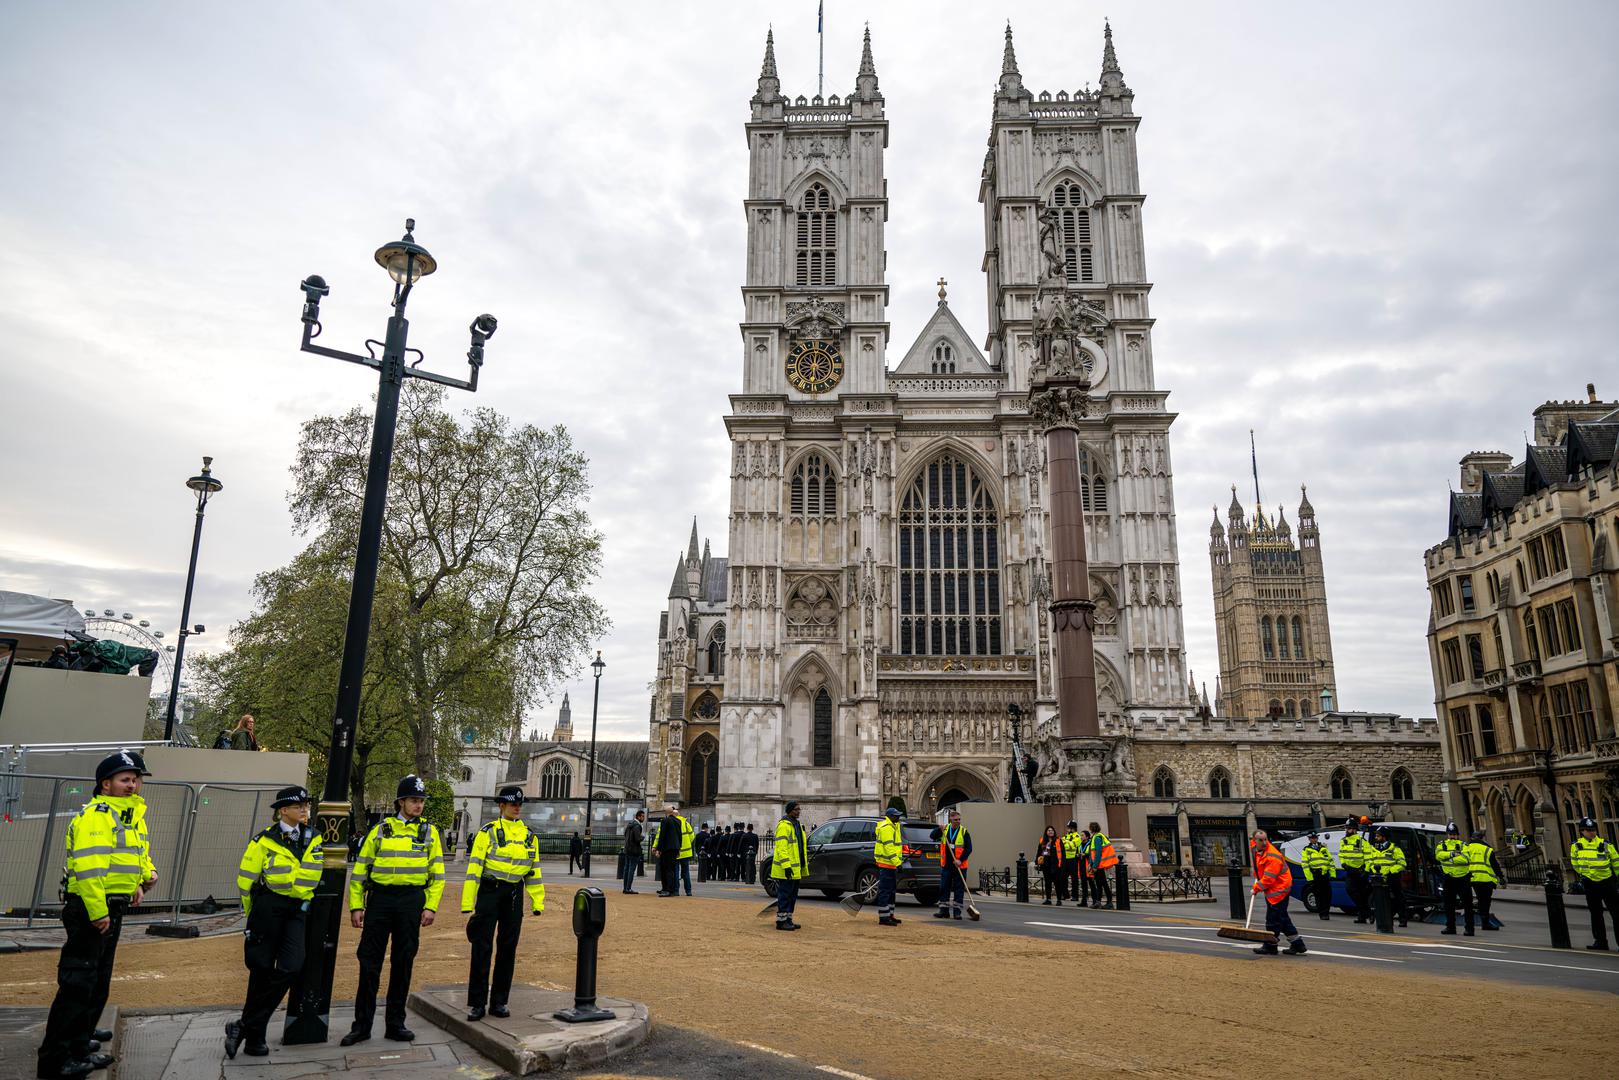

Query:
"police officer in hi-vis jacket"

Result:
[[461, 786, 544, 1021]]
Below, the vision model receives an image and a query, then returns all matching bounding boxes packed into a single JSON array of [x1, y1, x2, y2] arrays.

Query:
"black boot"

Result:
[[339, 1031, 370, 1047], [384, 1027, 415, 1042], [243, 1041, 269, 1058], [1286, 938, 1308, 955], [1253, 941, 1280, 955], [466, 1006, 485, 1022], [224, 1021, 243, 1061], [489, 1005, 511, 1019]]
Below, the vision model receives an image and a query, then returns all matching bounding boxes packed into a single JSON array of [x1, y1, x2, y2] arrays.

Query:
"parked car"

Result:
[[1278, 822, 1448, 917], [759, 816, 943, 907]]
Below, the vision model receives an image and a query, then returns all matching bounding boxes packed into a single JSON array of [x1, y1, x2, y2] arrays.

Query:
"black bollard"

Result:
[[553, 888, 617, 1023], [1227, 864, 1246, 920], [1115, 862, 1131, 911], [1544, 868, 1572, 949], [1016, 854, 1030, 903], [1371, 874, 1393, 933]]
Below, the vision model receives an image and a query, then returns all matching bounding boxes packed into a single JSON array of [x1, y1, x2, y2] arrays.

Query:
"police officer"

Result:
[[342, 775, 446, 1046], [1059, 822, 1082, 905], [1435, 821, 1475, 936], [1568, 817, 1619, 950], [874, 807, 904, 927], [1368, 827, 1408, 928], [1338, 817, 1374, 923], [1464, 829, 1501, 930], [772, 801, 808, 931], [934, 809, 973, 920], [674, 806, 695, 896], [743, 823, 760, 884], [224, 786, 323, 1059], [1300, 832, 1336, 920], [462, 786, 544, 1021], [37, 752, 151, 1079]]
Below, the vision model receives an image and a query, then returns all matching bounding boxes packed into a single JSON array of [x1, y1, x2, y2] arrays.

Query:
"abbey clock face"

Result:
[[786, 340, 844, 394]]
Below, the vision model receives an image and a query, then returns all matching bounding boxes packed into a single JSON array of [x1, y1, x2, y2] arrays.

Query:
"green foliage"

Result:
[[422, 778, 456, 835]]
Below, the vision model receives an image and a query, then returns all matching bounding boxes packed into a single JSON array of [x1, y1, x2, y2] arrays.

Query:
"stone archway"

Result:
[[915, 765, 996, 816]]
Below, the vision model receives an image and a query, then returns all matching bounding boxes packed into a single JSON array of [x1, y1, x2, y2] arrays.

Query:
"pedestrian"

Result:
[[771, 801, 808, 931], [1435, 821, 1475, 936], [695, 823, 711, 882], [1035, 825, 1061, 905], [36, 751, 151, 1079], [568, 831, 583, 876], [1568, 817, 1619, 950], [726, 824, 740, 880], [223, 786, 323, 1060], [213, 714, 261, 751], [1249, 829, 1307, 955], [743, 823, 760, 884], [461, 786, 543, 1022], [674, 806, 695, 895], [1463, 829, 1501, 930], [874, 807, 904, 926], [341, 774, 445, 1047], [1299, 832, 1335, 921], [656, 807, 681, 896], [1338, 817, 1375, 924], [622, 810, 646, 894], [934, 809, 973, 921], [1367, 827, 1409, 928], [1060, 822, 1082, 905], [1087, 821, 1117, 908]]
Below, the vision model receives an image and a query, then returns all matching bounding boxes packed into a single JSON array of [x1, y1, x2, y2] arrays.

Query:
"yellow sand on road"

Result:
[[4, 886, 1612, 1079]]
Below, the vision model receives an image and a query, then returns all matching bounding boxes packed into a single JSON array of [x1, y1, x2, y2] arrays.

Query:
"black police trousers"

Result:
[[1584, 876, 1619, 947], [466, 880, 524, 1009], [38, 894, 126, 1076], [1442, 875, 1474, 931], [239, 891, 308, 1041], [1311, 876, 1333, 919], [351, 885, 425, 1035], [1346, 868, 1371, 920]]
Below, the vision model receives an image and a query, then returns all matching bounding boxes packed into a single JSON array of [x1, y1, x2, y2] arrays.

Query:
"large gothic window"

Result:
[[1391, 768, 1414, 801], [1278, 616, 1291, 659], [687, 734, 718, 806], [795, 183, 837, 287], [1080, 448, 1108, 513], [1330, 767, 1353, 800], [1208, 767, 1232, 799], [705, 626, 726, 676], [1261, 617, 1275, 659], [898, 452, 1002, 656], [1291, 616, 1305, 660], [790, 454, 837, 517], [540, 758, 571, 800], [1049, 180, 1095, 285], [812, 688, 833, 767], [1152, 766, 1176, 798]]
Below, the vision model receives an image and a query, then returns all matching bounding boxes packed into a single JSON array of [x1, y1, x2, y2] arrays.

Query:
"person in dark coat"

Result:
[[1035, 826, 1062, 905], [656, 807, 682, 896], [695, 824, 711, 881], [568, 832, 583, 876], [729, 824, 744, 880], [743, 823, 760, 884], [621, 810, 645, 894]]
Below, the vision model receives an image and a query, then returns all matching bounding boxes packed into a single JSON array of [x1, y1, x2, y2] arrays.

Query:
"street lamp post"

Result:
[[162, 458, 221, 742], [581, 652, 606, 877], [284, 220, 497, 1045]]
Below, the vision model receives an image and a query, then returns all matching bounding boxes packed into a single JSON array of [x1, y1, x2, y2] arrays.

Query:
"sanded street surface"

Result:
[[2, 881, 1615, 1080]]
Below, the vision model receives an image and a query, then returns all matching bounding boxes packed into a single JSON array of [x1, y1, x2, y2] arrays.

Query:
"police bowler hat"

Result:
[[396, 774, 429, 800], [1579, 816, 1598, 830], [271, 785, 311, 809], [95, 751, 143, 785], [494, 786, 525, 805]]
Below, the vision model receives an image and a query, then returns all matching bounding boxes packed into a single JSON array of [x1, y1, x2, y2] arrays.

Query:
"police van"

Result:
[[1278, 822, 1449, 917]]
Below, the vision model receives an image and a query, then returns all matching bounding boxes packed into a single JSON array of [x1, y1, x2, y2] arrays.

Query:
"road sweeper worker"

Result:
[[36, 751, 152, 1079], [461, 785, 544, 1023], [1338, 817, 1375, 924], [343, 774, 445, 1047], [1299, 832, 1335, 921], [1250, 829, 1306, 956], [772, 801, 809, 931], [1088, 821, 1118, 909], [1464, 830, 1501, 930], [223, 786, 323, 1060], [1568, 817, 1619, 950], [874, 807, 904, 927], [935, 810, 973, 921], [1367, 828, 1409, 928], [1435, 821, 1475, 936]]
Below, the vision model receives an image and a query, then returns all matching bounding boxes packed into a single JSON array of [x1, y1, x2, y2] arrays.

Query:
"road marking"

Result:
[[1024, 922, 1403, 963], [738, 1041, 797, 1059], [816, 1068, 877, 1080], [1430, 952, 1619, 976]]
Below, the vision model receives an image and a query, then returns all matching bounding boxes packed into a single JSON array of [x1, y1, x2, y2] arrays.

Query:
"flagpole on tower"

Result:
[[817, 0, 825, 98]]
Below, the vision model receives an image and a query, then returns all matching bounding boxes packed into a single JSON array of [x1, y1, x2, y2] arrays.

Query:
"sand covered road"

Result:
[[3, 885, 1613, 1079]]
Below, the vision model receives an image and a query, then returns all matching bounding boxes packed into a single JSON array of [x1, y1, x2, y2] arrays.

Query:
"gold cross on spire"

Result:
[[937, 277, 948, 304]]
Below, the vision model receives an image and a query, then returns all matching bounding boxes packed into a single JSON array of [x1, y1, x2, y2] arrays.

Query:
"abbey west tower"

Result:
[[649, 24, 1197, 829]]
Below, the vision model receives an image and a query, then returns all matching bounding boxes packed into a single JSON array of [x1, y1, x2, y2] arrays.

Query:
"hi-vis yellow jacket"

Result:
[[237, 824, 323, 916], [461, 818, 544, 913], [63, 794, 150, 920], [348, 816, 446, 911]]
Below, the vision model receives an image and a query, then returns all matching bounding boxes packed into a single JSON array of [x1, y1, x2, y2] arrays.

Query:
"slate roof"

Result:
[[1567, 421, 1619, 475], [1448, 492, 1484, 536], [699, 556, 729, 604], [1523, 445, 1568, 493], [1480, 465, 1525, 518]]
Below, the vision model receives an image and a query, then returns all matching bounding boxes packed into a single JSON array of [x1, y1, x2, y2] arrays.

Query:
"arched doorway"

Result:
[[920, 766, 995, 815], [687, 734, 719, 807]]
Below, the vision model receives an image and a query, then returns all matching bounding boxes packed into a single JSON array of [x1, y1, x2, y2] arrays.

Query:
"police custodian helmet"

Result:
[[95, 751, 143, 785], [396, 774, 428, 800]]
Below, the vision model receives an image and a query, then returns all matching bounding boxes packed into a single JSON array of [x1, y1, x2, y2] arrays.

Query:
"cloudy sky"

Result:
[[3, 1, 1616, 741]]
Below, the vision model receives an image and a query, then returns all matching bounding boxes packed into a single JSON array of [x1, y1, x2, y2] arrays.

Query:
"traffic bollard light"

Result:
[[1544, 868, 1572, 949], [1016, 854, 1029, 903], [1371, 875, 1393, 933], [1115, 862, 1130, 911], [553, 888, 617, 1023], [1227, 864, 1246, 920]]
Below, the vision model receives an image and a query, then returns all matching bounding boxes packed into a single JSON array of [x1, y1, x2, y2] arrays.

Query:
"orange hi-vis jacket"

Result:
[[940, 824, 970, 871], [1090, 831, 1119, 872], [1252, 840, 1293, 905]]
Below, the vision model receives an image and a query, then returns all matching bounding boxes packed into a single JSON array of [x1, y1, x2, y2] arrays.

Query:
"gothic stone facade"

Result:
[[647, 25, 1198, 832], [1425, 390, 1619, 862]]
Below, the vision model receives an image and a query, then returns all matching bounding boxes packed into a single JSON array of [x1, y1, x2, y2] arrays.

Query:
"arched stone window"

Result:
[[898, 452, 1002, 656], [1268, 698, 1283, 717], [691, 690, 720, 720], [540, 758, 572, 800], [813, 688, 833, 767], [459, 766, 473, 783], [789, 453, 838, 517], [1261, 617, 1275, 659], [1331, 767, 1354, 800], [687, 734, 719, 806], [1208, 766, 1232, 799], [795, 182, 837, 287], [1152, 766, 1176, 798], [1049, 180, 1095, 284], [705, 625, 726, 676], [1080, 448, 1108, 513], [1283, 699, 1297, 718], [1278, 616, 1291, 659], [1391, 767, 1414, 801], [1291, 616, 1305, 660], [931, 342, 956, 373]]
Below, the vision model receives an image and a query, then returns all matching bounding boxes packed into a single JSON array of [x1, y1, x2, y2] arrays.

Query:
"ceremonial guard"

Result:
[[37, 752, 152, 1079], [342, 775, 445, 1046], [743, 823, 760, 884], [224, 786, 323, 1059], [462, 786, 544, 1021]]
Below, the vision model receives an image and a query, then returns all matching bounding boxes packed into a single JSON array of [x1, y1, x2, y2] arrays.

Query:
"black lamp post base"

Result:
[[553, 1004, 617, 1024]]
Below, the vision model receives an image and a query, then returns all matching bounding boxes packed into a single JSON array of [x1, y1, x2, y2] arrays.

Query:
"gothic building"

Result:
[[1209, 484, 1338, 720], [648, 23, 1199, 827]]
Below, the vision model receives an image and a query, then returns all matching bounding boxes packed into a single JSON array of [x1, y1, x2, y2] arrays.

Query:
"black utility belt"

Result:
[[480, 877, 522, 888], [368, 883, 428, 892]]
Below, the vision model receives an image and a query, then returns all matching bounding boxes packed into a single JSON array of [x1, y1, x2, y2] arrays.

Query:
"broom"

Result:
[[954, 864, 982, 921], [1218, 889, 1278, 943]]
